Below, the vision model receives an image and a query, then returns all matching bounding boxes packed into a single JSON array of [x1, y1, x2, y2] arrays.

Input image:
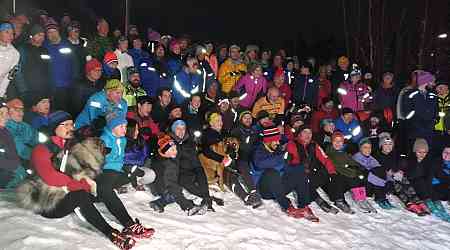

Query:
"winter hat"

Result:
[[48, 111, 72, 133], [337, 56, 349, 67], [195, 45, 207, 56], [218, 98, 230, 106], [168, 104, 182, 114], [239, 110, 252, 121], [6, 98, 23, 109], [378, 132, 393, 148], [228, 90, 240, 100], [170, 119, 186, 133], [298, 125, 312, 134], [229, 44, 241, 51], [29, 24, 45, 36], [341, 107, 354, 115], [29, 92, 50, 108], [157, 134, 176, 156], [262, 127, 281, 144], [417, 71, 435, 87], [103, 51, 118, 65], [45, 19, 59, 31], [117, 36, 127, 43], [320, 118, 334, 128], [104, 79, 124, 92], [358, 137, 371, 148], [126, 66, 139, 77], [85, 58, 102, 74], [413, 138, 429, 153], [350, 64, 362, 76], [299, 60, 312, 69], [0, 22, 13, 32], [245, 44, 259, 54], [106, 115, 127, 130], [256, 110, 270, 122], [331, 131, 345, 142], [274, 68, 284, 78], [67, 21, 80, 32], [382, 71, 394, 79], [136, 95, 153, 105]]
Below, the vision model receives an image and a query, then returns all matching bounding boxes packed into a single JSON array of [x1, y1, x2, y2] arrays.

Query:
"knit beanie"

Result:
[[85, 58, 102, 74], [358, 137, 371, 148], [245, 44, 259, 55], [239, 110, 252, 122], [29, 24, 45, 36], [320, 118, 334, 128], [103, 51, 118, 65], [262, 127, 281, 144], [106, 115, 127, 131], [378, 132, 393, 148], [104, 79, 124, 92], [256, 110, 270, 122], [341, 107, 354, 115], [45, 19, 59, 31], [413, 138, 429, 153], [48, 111, 72, 134], [171, 119, 186, 134], [417, 71, 435, 87], [157, 134, 176, 156]]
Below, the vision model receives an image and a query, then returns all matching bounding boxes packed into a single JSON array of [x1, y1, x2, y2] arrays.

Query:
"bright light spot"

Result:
[[239, 93, 248, 100], [194, 130, 202, 138], [38, 132, 49, 143], [438, 33, 448, 39], [406, 111, 415, 120], [439, 112, 446, 118], [40, 54, 50, 60], [59, 47, 72, 54], [337, 88, 348, 95], [352, 126, 361, 136]]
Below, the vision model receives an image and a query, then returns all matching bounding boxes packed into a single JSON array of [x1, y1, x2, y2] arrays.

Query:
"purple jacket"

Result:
[[234, 74, 267, 108], [339, 81, 370, 112], [352, 152, 387, 187]]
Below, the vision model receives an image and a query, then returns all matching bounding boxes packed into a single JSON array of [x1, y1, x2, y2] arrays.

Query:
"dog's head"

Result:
[[223, 137, 240, 159]]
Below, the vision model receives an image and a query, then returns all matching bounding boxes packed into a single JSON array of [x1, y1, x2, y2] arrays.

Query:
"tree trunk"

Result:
[[342, 0, 350, 57]]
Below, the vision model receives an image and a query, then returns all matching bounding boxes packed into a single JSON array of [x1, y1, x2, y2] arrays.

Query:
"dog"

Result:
[[198, 137, 240, 191], [16, 137, 107, 214]]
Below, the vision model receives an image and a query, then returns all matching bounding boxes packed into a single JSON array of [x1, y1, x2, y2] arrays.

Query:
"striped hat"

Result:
[[262, 127, 281, 143], [103, 51, 118, 65]]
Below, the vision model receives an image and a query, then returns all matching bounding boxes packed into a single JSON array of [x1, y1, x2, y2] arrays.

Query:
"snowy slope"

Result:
[[1, 189, 450, 250]]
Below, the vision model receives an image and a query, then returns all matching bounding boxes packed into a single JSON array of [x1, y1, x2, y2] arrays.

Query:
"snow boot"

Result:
[[201, 197, 216, 212], [334, 199, 355, 214], [355, 199, 375, 213], [187, 203, 207, 216], [315, 196, 339, 214], [149, 198, 165, 213], [245, 191, 263, 209], [212, 196, 225, 206], [285, 205, 304, 219], [110, 229, 136, 250], [122, 218, 155, 239], [376, 199, 395, 210], [406, 203, 427, 216], [302, 206, 320, 222]]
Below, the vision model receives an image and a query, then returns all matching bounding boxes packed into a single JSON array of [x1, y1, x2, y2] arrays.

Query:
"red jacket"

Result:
[[127, 111, 160, 136], [286, 138, 336, 174], [310, 108, 339, 134], [31, 136, 90, 192], [317, 78, 332, 107]]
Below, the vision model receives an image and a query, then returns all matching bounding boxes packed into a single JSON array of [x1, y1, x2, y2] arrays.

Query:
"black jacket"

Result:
[[201, 127, 224, 163]]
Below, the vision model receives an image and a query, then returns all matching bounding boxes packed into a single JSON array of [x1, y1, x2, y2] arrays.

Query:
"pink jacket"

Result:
[[339, 81, 370, 111], [234, 74, 268, 108]]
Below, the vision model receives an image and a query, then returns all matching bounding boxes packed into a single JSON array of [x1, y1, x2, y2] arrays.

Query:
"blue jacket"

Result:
[[124, 141, 149, 167], [172, 69, 202, 104], [292, 74, 319, 108], [5, 120, 39, 161], [101, 129, 127, 172], [75, 90, 128, 129], [44, 39, 75, 88], [334, 116, 363, 143], [128, 48, 151, 67], [24, 111, 48, 130], [432, 160, 450, 185], [138, 57, 171, 97], [167, 55, 183, 77], [250, 143, 286, 185]]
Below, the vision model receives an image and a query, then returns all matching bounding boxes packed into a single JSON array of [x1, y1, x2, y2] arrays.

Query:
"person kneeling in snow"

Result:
[[251, 127, 319, 221]]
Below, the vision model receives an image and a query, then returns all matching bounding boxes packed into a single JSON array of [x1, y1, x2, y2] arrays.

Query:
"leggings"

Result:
[[41, 190, 113, 237]]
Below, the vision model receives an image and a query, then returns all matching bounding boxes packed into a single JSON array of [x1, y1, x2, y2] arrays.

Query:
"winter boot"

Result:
[[355, 199, 376, 213], [315, 196, 339, 214], [334, 199, 355, 214], [201, 197, 216, 212], [110, 229, 136, 250], [149, 198, 165, 213], [187, 203, 207, 216], [245, 191, 263, 209], [285, 205, 304, 219], [417, 202, 431, 215], [212, 196, 225, 206], [122, 218, 155, 239], [302, 206, 320, 222], [376, 199, 395, 210], [406, 203, 427, 216], [428, 200, 450, 222]]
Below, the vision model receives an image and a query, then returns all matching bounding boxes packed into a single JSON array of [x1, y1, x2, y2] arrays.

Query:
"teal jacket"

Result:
[[100, 128, 127, 172], [5, 120, 39, 161]]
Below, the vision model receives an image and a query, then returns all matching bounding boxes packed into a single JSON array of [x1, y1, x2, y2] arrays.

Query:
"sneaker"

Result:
[[122, 219, 155, 239], [245, 192, 263, 209], [334, 199, 355, 214], [315, 197, 339, 214], [377, 199, 394, 210], [417, 202, 431, 214], [187, 203, 207, 216], [407, 203, 427, 216], [285, 205, 304, 219], [110, 229, 136, 250], [303, 206, 320, 222]]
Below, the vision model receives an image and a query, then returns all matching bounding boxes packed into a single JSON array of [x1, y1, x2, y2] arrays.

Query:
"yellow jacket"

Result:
[[252, 96, 285, 118], [218, 58, 246, 94]]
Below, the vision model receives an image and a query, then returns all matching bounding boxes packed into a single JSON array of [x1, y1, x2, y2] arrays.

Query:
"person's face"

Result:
[[138, 102, 152, 117], [293, 120, 304, 129], [230, 97, 240, 108], [159, 90, 172, 107], [61, 16, 71, 25], [340, 61, 349, 70], [190, 96, 201, 109], [156, 46, 165, 57], [351, 74, 361, 83], [319, 68, 327, 79], [0, 28, 14, 44], [0, 107, 9, 127], [273, 56, 282, 67], [268, 89, 280, 102], [219, 47, 228, 58], [416, 148, 428, 161], [187, 59, 199, 74], [252, 66, 263, 78], [88, 67, 102, 81], [170, 108, 182, 119], [112, 124, 127, 137], [342, 113, 353, 123], [322, 102, 333, 112], [179, 39, 188, 50], [230, 48, 240, 60], [68, 29, 80, 41], [207, 82, 218, 97], [118, 40, 128, 51], [46, 29, 60, 43], [130, 73, 140, 87], [360, 143, 372, 156], [55, 120, 74, 139], [300, 67, 310, 75], [8, 102, 24, 122], [436, 85, 449, 97], [108, 61, 118, 69], [175, 125, 186, 139], [31, 32, 45, 46], [247, 50, 257, 60], [261, 51, 271, 61], [205, 43, 213, 54], [107, 89, 123, 104], [241, 114, 252, 127], [113, 29, 121, 38], [97, 20, 109, 36], [300, 129, 313, 144], [267, 140, 280, 151], [133, 39, 142, 49], [442, 148, 450, 161], [197, 53, 206, 61], [382, 142, 393, 154], [332, 136, 344, 151], [211, 116, 223, 131], [171, 44, 181, 55], [35, 99, 50, 115], [323, 123, 335, 133], [287, 62, 294, 71], [129, 28, 138, 36], [219, 102, 230, 112], [383, 75, 393, 86], [274, 75, 285, 87]]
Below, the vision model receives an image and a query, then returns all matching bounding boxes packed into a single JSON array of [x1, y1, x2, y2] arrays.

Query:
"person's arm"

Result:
[[0, 132, 21, 171], [315, 144, 337, 174]]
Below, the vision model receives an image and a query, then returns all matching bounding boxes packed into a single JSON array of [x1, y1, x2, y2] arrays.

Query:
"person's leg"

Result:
[[236, 160, 257, 191], [329, 174, 345, 201], [283, 166, 310, 208], [258, 169, 290, 210], [432, 183, 450, 201], [410, 178, 432, 201], [164, 161, 194, 211], [96, 171, 134, 227], [42, 191, 114, 237]]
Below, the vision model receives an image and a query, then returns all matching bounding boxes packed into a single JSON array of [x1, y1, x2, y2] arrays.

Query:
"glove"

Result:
[[222, 156, 232, 167], [67, 178, 91, 192]]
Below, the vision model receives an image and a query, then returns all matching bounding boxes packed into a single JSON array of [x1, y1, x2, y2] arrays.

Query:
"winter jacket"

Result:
[[405, 154, 436, 181], [252, 96, 285, 118], [338, 81, 371, 112], [5, 120, 39, 161], [122, 83, 147, 109], [396, 85, 415, 120], [206, 54, 218, 75], [167, 54, 183, 77], [101, 129, 127, 172], [101, 63, 121, 81], [286, 139, 336, 174], [67, 40, 86, 83], [14, 43, 50, 96], [201, 127, 225, 163], [292, 74, 319, 108], [432, 160, 450, 185], [44, 39, 76, 88], [218, 58, 246, 94], [70, 77, 104, 117], [334, 116, 363, 143], [126, 111, 160, 137], [114, 49, 134, 82], [171, 132, 203, 171], [277, 83, 292, 107], [326, 146, 364, 178], [24, 111, 48, 130], [234, 73, 267, 109], [372, 86, 399, 112], [138, 57, 171, 97], [0, 43, 20, 97], [331, 68, 350, 101], [172, 68, 202, 104], [124, 139, 149, 167], [182, 102, 202, 132], [151, 101, 171, 131], [402, 89, 438, 142], [317, 78, 332, 107], [198, 60, 216, 93], [231, 124, 258, 162], [250, 142, 285, 185], [352, 152, 387, 187], [0, 127, 21, 174], [75, 90, 128, 129], [284, 70, 296, 86], [87, 34, 113, 60], [311, 108, 339, 134], [435, 94, 450, 132], [128, 48, 151, 67], [374, 150, 400, 173]]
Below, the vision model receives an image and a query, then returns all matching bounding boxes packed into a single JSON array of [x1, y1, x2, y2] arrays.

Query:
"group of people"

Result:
[[0, 9, 450, 250]]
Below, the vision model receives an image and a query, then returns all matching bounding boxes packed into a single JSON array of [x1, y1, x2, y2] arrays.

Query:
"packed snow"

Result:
[[1, 188, 450, 250]]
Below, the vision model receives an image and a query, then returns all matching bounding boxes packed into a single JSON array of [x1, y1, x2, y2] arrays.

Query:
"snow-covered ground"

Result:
[[1, 189, 450, 250]]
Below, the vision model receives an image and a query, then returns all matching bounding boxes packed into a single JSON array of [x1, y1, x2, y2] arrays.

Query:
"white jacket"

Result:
[[114, 49, 134, 83], [0, 44, 20, 97]]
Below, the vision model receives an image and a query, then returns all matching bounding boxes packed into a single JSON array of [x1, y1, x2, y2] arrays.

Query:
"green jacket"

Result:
[[123, 83, 147, 109], [87, 35, 113, 60], [325, 146, 364, 178]]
